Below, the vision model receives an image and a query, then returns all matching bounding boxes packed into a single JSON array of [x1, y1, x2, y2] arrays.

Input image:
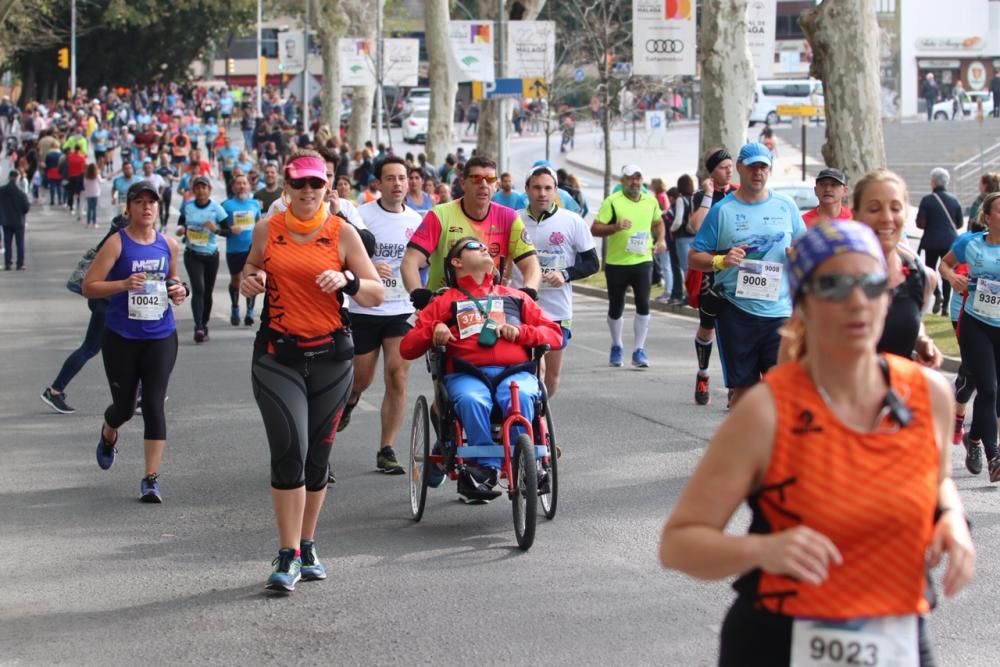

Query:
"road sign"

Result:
[[776, 104, 823, 117], [574, 68, 585, 83], [523, 78, 547, 99], [485, 77, 523, 100]]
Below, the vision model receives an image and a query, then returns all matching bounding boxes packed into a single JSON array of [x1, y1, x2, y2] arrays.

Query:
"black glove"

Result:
[[521, 287, 539, 302], [410, 288, 433, 310]]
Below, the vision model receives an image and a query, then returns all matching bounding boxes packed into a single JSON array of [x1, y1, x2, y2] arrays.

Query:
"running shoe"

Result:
[[230, 306, 240, 326], [609, 344, 624, 367], [632, 348, 650, 368], [953, 415, 965, 446], [337, 399, 358, 432], [963, 434, 984, 475], [194, 329, 206, 343], [244, 311, 255, 327], [376, 447, 405, 475], [40, 387, 75, 414], [140, 473, 162, 503], [265, 548, 302, 592], [299, 539, 327, 581], [457, 465, 501, 501], [96, 429, 117, 470], [990, 457, 1000, 483], [695, 374, 710, 406]]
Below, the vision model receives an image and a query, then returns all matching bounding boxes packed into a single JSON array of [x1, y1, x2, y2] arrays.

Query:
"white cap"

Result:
[[621, 164, 642, 177]]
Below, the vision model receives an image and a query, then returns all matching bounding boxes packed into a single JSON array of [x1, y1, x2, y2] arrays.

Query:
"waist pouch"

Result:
[[268, 328, 353, 364]]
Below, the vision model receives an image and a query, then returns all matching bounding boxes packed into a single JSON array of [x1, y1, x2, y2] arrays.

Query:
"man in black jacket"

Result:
[[921, 73, 940, 121], [0, 169, 30, 270], [990, 71, 1000, 118], [917, 167, 963, 314]]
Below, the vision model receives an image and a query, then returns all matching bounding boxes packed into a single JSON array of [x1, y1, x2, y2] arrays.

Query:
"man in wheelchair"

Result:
[[399, 236, 563, 501]]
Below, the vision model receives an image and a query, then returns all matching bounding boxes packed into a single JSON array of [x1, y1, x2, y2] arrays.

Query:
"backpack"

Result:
[[66, 222, 121, 295]]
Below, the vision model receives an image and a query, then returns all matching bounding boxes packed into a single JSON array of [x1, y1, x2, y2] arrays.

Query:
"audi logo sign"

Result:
[[645, 39, 684, 54]]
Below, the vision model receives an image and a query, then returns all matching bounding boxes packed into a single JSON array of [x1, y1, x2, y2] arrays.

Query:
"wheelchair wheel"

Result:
[[511, 433, 538, 550], [409, 395, 430, 521], [539, 404, 558, 520]]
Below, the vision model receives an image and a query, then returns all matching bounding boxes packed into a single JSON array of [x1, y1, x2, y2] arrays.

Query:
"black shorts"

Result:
[[715, 304, 785, 389], [226, 250, 250, 275], [350, 313, 412, 355], [95, 149, 107, 161]]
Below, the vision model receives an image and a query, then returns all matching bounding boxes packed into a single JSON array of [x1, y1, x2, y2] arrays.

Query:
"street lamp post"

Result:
[[496, 0, 507, 173], [70, 0, 76, 98], [303, 0, 310, 133], [256, 0, 263, 118]]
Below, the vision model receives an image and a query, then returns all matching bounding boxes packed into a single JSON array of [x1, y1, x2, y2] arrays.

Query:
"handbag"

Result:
[[932, 192, 962, 230], [66, 226, 117, 295]]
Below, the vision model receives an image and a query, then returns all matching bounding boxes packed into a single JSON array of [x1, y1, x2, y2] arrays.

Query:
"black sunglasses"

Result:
[[803, 272, 888, 301], [287, 177, 327, 190]]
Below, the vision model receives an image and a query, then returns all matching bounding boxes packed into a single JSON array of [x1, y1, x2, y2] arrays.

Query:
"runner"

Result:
[[81, 181, 189, 502], [590, 164, 666, 368], [110, 161, 140, 211], [216, 134, 239, 197], [491, 171, 527, 209], [401, 155, 541, 299], [220, 172, 262, 326], [686, 147, 737, 405], [689, 142, 805, 406], [254, 162, 283, 212], [660, 220, 975, 667], [239, 150, 383, 591], [513, 163, 598, 396], [801, 168, 853, 227], [154, 153, 178, 232], [338, 155, 423, 475], [176, 175, 227, 342]]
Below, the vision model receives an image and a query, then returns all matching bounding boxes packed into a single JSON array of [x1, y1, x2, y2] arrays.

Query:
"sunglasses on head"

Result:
[[287, 177, 327, 190], [803, 272, 888, 301], [466, 174, 498, 185]]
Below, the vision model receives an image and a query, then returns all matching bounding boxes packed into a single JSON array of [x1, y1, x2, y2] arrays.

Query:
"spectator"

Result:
[[917, 167, 963, 314], [921, 73, 940, 121], [465, 101, 480, 136], [1, 169, 31, 270]]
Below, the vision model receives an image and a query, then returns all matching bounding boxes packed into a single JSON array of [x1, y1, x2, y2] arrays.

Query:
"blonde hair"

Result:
[[852, 169, 909, 213]]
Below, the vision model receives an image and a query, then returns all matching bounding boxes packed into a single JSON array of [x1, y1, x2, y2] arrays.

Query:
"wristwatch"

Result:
[[560, 269, 571, 282]]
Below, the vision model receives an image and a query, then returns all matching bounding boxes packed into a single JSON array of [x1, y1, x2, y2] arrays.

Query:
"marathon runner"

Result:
[[176, 175, 227, 342], [154, 153, 178, 232], [220, 172, 262, 326], [591, 164, 666, 368], [110, 161, 141, 211], [801, 168, 853, 227], [338, 155, 423, 475], [254, 162, 283, 212]]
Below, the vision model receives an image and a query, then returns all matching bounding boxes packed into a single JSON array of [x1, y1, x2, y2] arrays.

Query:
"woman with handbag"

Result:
[[239, 150, 383, 592], [916, 167, 963, 315]]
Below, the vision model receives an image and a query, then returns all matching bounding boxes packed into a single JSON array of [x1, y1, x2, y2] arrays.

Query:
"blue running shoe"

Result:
[[140, 474, 162, 503], [609, 344, 624, 367], [96, 429, 117, 470], [426, 441, 446, 488], [632, 348, 650, 368], [266, 548, 302, 592], [300, 539, 327, 581]]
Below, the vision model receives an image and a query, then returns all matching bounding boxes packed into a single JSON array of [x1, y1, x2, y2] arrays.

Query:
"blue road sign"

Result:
[[574, 68, 585, 83], [485, 78, 523, 100]]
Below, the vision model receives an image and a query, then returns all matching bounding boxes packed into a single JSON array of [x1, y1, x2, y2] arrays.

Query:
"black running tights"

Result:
[[101, 329, 178, 440]]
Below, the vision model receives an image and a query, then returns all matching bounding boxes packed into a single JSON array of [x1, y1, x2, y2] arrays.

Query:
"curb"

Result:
[[571, 283, 962, 373]]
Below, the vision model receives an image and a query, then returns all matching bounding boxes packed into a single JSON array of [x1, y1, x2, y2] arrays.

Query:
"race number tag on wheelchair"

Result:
[[973, 278, 1000, 319], [128, 279, 168, 321], [735, 259, 782, 301], [790, 615, 918, 667], [382, 266, 408, 302], [455, 299, 505, 339], [627, 231, 648, 255]]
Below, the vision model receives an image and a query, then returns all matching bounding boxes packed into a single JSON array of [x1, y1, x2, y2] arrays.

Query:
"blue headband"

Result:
[[786, 221, 887, 298]]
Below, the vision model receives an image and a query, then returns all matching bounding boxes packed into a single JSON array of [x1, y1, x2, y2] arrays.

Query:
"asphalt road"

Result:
[[2, 152, 999, 666]]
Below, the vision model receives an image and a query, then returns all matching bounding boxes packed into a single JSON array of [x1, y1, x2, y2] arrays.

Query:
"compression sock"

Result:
[[607, 316, 624, 348], [246, 295, 256, 312], [633, 314, 651, 350], [228, 285, 239, 307], [695, 336, 713, 375]]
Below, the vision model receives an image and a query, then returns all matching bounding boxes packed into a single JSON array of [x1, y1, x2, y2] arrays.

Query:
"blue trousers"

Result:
[[444, 367, 539, 469], [52, 299, 106, 392]]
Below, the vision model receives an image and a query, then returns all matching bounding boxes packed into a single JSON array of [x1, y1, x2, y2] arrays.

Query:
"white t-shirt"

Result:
[[266, 196, 366, 230], [512, 206, 595, 322], [351, 200, 423, 317], [143, 172, 166, 194]]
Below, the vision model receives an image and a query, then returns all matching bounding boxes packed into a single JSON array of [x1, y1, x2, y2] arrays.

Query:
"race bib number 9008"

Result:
[[735, 259, 783, 302]]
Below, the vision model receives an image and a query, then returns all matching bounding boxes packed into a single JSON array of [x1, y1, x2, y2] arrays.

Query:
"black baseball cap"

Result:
[[126, 180, 161, 202], [816, 168, 847, 185], [192, 175, 212, 188]]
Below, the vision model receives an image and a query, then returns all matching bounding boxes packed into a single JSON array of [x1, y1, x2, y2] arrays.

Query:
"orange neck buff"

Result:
[[285, 202, 329, 235]]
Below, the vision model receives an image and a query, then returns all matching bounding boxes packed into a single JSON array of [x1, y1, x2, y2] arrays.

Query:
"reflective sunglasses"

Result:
[[460, 240, 486, 252], [802, 272, 888, 301], [287, 176, 328, 190], [466, 174, 498, 185]]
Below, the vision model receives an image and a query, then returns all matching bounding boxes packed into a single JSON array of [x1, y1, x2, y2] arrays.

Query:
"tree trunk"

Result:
[[425, 0, 455, 165], [311, 0, 345, 135], [800, 0, 885, 180], [602, 80, 612, 198], [344, 0, 377, 149], [697, 0, 756, 180]]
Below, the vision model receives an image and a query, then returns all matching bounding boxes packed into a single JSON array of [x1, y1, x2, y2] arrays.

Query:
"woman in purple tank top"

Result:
[[83, 180, 188, 503]]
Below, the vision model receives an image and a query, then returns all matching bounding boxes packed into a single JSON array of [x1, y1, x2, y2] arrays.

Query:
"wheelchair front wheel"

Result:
[[539, 404, 558, 520], [409, 395, 430, 521], [511, 433, 538, 550]]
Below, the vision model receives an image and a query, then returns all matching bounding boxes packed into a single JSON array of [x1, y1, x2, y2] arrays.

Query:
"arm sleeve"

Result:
[[692, 205, 721, 252], [177, 202, 187, 228], [566, 248, 599, 281], [215, 203, 228, 224], [406, 210, 442, 257], [670, 196, 685, 232], [218, 204, 233, 237]]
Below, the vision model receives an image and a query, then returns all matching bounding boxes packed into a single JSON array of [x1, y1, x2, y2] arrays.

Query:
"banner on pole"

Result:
[[747, 0, 777, 77], [339, 39, 376, 87], [506, 20, 555, 79], [632, 0, 696, 77], [645, 110, 667, 133], [448, 21, 495, 83], [278, 30, 305, 74], [383, 39, 420, 87]]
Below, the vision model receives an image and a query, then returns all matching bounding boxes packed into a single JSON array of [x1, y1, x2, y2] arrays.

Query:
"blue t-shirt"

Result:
[[693, 191, 806, 318], [92, 129, 109, 151], [111, 174, 141, 201], [952, 231, 1000, 327], [218, 146, 239, 172], [220, 95, 234, 115], [221, 197, 262, 254], [492, 190, 527, 210], [180, 199, 227, 255], [204, 123, 220, 142], [949, 231, 978, 322], [236, 159, 255, 175], [556, 188, 581, 214], [104, 230, 176, 340], [155, 165, 178, 192]]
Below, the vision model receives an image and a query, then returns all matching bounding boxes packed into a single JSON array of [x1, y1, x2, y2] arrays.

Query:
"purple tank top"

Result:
[[104, 229, 176, 339]]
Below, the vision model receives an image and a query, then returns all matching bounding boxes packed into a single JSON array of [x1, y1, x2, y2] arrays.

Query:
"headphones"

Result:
[[878, 356, 913, 428]]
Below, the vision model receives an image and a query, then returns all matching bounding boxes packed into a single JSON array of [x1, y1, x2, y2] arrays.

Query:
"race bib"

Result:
[[791, 614, 918, 667], [128, 279, 168, 321], [735, 259, 783, 302], [538, 251, 568, 290], [627, 231, 649, 255], [186, 228, 210, 247], [455, 299, 506, 339], [382, 266, 408, 302], [973, 277, 1000, 319], [231, 210, 255, 234]]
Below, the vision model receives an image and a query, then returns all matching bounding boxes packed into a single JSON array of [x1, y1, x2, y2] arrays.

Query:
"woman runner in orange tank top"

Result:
[[659, 221, 974, 666]]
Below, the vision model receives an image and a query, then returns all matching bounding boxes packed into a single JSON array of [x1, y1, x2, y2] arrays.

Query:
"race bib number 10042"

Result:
[[790, 615, 918, 667]]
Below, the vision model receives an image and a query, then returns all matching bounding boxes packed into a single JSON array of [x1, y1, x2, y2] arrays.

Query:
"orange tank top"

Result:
[[263, 212, 345, 337], [742, 355, 938, 619]]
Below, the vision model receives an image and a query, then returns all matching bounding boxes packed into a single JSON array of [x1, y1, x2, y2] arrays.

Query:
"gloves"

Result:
[[410, 288, 433, 310], [521, 287, 539, 301]]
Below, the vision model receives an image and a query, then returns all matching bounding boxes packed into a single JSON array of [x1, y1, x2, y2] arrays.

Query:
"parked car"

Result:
[[402, 108, 429, 144], [771, 182, 820, 211], [403, 87, 432, 116], [932, 90, 993, 120]]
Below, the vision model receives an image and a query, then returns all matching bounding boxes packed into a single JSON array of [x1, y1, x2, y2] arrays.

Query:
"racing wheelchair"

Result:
[[408, 344, 559, 551]]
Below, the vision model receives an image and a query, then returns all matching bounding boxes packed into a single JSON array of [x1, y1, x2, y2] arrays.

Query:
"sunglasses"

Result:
[[466, 174, 498, 185], [287, 177, 327, 190], [803, 272, 888, 301], [460, 240, 486, 252]]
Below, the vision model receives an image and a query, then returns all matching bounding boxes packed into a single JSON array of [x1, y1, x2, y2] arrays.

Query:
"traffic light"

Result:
[[57, 48, 69, 70], [227, 58, 235, 74]]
